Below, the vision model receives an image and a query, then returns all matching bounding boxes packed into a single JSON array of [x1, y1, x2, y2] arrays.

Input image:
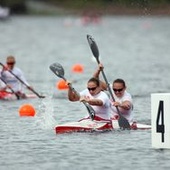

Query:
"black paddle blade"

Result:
[[87, 34, 99, 61], [118, 114, 131, 130], [83, 102, 95, 120], [49, 63, 65, 80]]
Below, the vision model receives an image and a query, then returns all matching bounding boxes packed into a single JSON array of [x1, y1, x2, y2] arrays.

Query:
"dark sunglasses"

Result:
[[113, 88, 124, 92], [7, 62, 15, 65], [87, 86, 97, 91]]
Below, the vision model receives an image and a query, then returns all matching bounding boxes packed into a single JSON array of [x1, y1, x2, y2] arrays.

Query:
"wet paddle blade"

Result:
[[83, 102, 95, 120], [118, 114, 131, 129], [87, 34, 99, 62], [49, 62, 65, 80]]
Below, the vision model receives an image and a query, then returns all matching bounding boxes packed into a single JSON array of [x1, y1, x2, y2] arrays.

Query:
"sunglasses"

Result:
[[87, 86, 97, 91], [113, 88, 124, 92], [7, 62, 15, 65]]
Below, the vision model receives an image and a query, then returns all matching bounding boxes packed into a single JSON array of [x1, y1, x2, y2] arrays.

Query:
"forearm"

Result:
[[82, 98, 103, 106], [89, 99, 103, 106], [93, 68, 107, 90], [114, 101, 132, 110], [68, 87, 80, 101], [93, 69, 101, 78]]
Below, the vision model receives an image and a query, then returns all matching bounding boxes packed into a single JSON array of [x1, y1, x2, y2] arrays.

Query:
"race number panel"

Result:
[[151, 93, 170, 149]]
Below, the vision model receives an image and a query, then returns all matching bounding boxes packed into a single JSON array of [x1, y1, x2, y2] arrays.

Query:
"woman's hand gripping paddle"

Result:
[[87, 34, 131, 129], [49, 62, 95, 121]]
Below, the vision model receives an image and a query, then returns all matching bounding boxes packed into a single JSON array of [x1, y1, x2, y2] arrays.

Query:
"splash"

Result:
[[35, 97, 57, 130]]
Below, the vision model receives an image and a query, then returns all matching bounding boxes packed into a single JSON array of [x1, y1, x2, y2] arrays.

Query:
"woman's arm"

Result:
[[80, 96, 103, 106], [68, 85, 80, 101], [93, 64, 107, 91]]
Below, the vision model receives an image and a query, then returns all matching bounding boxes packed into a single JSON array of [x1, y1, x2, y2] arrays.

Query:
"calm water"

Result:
[[0, 15, 170, 170]]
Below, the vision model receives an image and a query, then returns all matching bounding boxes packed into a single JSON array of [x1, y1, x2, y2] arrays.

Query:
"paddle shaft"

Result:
[[0, 62, 44, 98], [88, 39, 122, 116], [87, 35, 131, 129]]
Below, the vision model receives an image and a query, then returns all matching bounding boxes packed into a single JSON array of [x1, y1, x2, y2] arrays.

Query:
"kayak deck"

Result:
[[55, 118, 151, 134], [111, 119, 151, 130], [56, 119, 113, 134], [0, 91, 37, 100]]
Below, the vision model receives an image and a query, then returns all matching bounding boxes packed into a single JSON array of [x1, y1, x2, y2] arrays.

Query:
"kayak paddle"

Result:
[[87, 34, 131, 129], [0, 77, 20, 100], [0, 62, 45, 98], [49, 62, 95, 121]]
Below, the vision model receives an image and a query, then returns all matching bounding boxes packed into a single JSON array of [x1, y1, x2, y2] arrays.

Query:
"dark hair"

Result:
[[113, 78, 126, 87], [88, 77, 100, 87]]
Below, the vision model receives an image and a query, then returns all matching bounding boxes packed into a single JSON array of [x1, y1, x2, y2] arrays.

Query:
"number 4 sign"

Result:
[[151, 93, 170, 149], [156, 101, 165, 143]]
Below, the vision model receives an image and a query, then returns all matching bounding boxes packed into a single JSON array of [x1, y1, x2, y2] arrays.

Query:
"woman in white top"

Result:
[[0, 56, 33, 98], [93, 64, 133, 123], [68, 77, 111, 121], [110, 79, 133, 122]]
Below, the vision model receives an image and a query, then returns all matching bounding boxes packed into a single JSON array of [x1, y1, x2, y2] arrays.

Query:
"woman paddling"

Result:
[[93, 63, 134, 123], [0, 55, 33, 98], [68, 77, 112, 121]]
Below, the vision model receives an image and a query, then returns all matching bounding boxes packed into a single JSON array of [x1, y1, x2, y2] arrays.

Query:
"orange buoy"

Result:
[[19, 104, 36, 117], [71, 64, 84, 73], [56, 79, 68, 90]]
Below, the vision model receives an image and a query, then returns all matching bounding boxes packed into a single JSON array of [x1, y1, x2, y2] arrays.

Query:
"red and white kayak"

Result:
[[55, 119, 113, 134], [55, 118, 151, 134], [0, 91, 37, 100]]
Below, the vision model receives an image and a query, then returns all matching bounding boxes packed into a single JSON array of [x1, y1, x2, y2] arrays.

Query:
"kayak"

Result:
[[55, 118, 151, 134], [55, 119, 113, 134], [0, 91, 37, 100]]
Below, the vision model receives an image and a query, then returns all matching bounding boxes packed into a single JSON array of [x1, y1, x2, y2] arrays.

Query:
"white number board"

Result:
[[151, 93, 170, 149]]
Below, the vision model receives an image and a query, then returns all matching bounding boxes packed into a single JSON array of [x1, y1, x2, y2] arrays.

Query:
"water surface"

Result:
[[0, 15, 170, 170]]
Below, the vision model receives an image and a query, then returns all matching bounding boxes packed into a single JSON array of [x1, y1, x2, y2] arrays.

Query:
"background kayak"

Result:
[[0, 91, 37, 100]]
